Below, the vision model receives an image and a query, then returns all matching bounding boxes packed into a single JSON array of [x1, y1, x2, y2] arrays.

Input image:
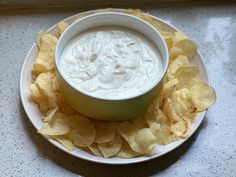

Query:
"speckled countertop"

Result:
[[0, 2, 236, 177]]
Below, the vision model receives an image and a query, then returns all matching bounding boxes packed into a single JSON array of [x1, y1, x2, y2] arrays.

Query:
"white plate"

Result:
[[20, 9, 209, 165]]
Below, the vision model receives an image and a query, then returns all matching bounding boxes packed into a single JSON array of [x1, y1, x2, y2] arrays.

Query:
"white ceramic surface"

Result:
[[20, 9, 208, 165]]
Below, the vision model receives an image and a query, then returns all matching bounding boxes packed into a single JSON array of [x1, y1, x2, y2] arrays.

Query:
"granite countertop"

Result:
[[0, 2, 236, 177]]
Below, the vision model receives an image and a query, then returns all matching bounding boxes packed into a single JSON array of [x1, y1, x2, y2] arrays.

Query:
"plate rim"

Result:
[[20, 8, 208, 165]]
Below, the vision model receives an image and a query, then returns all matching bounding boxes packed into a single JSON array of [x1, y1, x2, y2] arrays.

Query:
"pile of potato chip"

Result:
[[30, 9, 216, 158]]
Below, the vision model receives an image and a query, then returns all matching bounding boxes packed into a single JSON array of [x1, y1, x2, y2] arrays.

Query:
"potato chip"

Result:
[[150, 123, 175, 145], [160, 78, 179, 104], [98, 134, 123, 158], [57, 21, 69, 36], [30, 83, 50, 112], [54, 136, 75, 151], [169, 46, 185, 60], [116, 140, 141, 158], [88, 143, 103, 157], [52, 75, 60, 92], [33, 51, 54, 75], [162, 98, 181, 122], [35, 73, 55, 98], [145, 108, 168, 126], [55, 92, 74, 115], [174, 65, 199, 88], [171, 88, 197, 120], [43, 107, 58, 122], [129, 10, 162, 30], [117, 121, 140, 153], [189, 82, 216, 111], [170, 119, 188, 138], [172, 32, 197, 58], [35, 31, 49, 49], [134, 128, 157, 154], [69, 115, 95, 147], [94, 122, 117, 143], [163, 35, 173, 50], [172, 32, 188, 45], [38, 113, 70, 135], [167, 55, 189, 80], [39, 33, 58, 53]]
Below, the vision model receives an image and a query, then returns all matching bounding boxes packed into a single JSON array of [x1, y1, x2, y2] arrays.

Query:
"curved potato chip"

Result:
[[98, 134, 122, 158], [57, 21, 69, 36], [55, 93, 74, 115], [171, 31, 198, 58], [94, 122, 117, 143], [170, 118, 189, 138], [135, 128, 156, 154], [35, 73, 55, 98], [189, 82, 216, 111], [167, 55, 189, 80], [117, 121, 141, 153], [169, 46, 185, 60], [160, 78, 179, 105], [69, 115, 95, 147], [33, 51, 54, 74], [171, 88, 197, 120], [145, 108, 168, 126], [116, 140, 141, 158], [43, 107, 58, 122], [163, 34, 173, 50], [54, 136, 75, 151], [35, 31, 49, 49], [30, 83, 50, 112], [88, 143, 102, 157], [52, 75, 60, 92], [38, 113, 70, 135], [162, 98, 181, 122], [174, 65, 199, 88], [150, 123, 175, 145], [173, 32, 188, 45], [39, 33, 58, 52]]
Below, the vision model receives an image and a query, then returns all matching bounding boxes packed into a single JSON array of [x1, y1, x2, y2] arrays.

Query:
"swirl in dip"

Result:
[[59, 26, 163, 99]]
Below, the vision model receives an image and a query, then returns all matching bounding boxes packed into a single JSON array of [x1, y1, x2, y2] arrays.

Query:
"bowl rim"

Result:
[[55, 11, 169, 101]]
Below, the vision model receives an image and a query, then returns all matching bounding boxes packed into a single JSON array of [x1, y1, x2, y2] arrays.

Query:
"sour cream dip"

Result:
[[59, 26, 163, 99]]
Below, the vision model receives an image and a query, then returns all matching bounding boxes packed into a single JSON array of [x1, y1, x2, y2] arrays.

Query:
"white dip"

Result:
[[60, 26, 163, 99]]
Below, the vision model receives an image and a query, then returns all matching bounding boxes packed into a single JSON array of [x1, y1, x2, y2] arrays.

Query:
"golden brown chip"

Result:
[[134, 128, 157, 154], [30, 83, 50, 112], [150, 123, 175, 145], [145, 108, 168, 126], [116, 140, 141, 158], [88, 143, 103, 157], [35, 73, 56, 99], [69, 115, 95, 147], [174, 65, 199, 88], [39, 33, 58, 53], [162, 98, 182, 122], [33, 51, 55, 75], [160, 78, 179, 105], [189, 82, 216, 111], [167, 55, 189, 80], [169, 46, 185, 60], [52, 75, 60, 92], [54, 136, 75, 151], [94, 122, 117, 143], [43, 107, 58, 122], [98, 134, 123, 158], [172, 32, 197, 58], [171, 88, 197, 120], [38, 113, 70, 136], [57, 21, 69, 36]]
